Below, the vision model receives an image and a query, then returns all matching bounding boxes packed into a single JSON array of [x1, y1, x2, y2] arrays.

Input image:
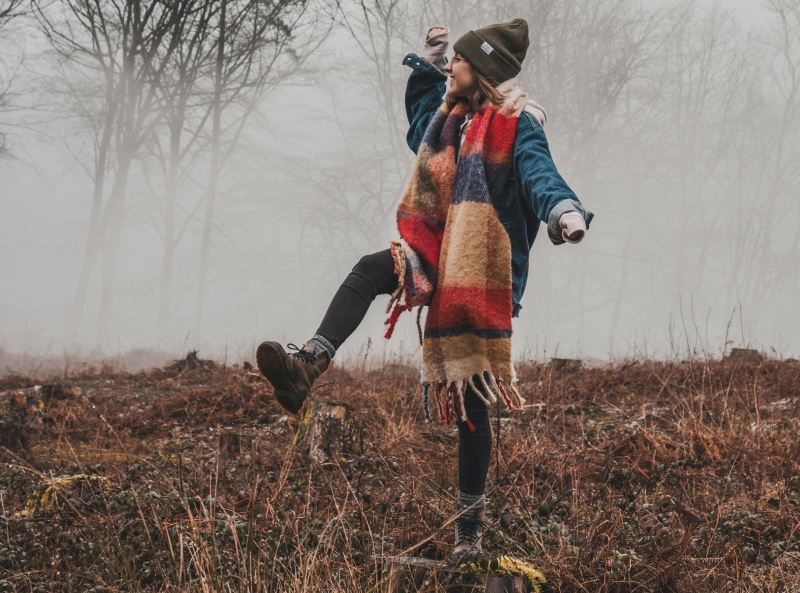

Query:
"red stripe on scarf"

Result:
[[425, 287, 513, 329], [396, 215, 444, 269]]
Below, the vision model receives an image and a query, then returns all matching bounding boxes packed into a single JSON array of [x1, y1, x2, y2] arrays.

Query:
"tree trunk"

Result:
[[193, 0, 226, 339], [65, 214, 104, 337], [97, 153, 133, 340], [65, 100, 116, 336], [93, 0, 143, 341], [157, 113, 184, 338]]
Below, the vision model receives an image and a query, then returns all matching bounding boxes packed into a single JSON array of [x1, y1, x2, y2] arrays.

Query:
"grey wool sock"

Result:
[[457, 491, 486, 513], [305, 334, 336, 361]]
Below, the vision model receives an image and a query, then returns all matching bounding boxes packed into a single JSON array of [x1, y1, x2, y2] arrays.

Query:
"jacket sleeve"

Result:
[[403, 52, 447, 154], [514, 112, 594, 244]]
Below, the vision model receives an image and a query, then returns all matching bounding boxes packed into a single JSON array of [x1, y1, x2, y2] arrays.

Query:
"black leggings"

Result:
[[315, 250, 398, 349], [315, 249, 492, 496]]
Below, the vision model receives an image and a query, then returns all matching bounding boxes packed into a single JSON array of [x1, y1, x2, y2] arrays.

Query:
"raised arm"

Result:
[[514, 112, 594, 244], [403, 27, 449, 154]]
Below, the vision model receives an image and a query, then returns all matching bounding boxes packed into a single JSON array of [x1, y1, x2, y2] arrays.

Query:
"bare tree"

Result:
[[722, 0, 800, 317], [142, 0, 219, 338], [35, 0, 197, 338], [190, 0, 329, 337], [0, 0, 27, 156], [748, 0, 800, 305], [604, 5, 691, 345], [32, 0, 328, 341]]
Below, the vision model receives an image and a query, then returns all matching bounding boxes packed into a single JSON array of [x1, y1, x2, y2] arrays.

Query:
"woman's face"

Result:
[[444, 53, 476, 98]]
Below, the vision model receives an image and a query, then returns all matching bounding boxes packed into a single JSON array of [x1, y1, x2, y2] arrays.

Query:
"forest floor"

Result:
[[0, 351, 799, 592]]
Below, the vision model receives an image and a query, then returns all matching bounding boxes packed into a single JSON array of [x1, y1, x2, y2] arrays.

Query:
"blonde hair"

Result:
[[446, 67, 506, 113]]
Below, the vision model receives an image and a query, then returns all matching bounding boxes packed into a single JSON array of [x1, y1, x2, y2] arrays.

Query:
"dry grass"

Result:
[[0, 354, 799, 592]]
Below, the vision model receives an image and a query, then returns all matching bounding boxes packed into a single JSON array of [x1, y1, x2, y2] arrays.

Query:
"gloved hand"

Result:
[[559, 211, 586, 243], [420, 26, 449, 66]]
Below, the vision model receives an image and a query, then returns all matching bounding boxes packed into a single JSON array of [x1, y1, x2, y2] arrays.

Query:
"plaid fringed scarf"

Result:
[[385, 80, 527, 426]]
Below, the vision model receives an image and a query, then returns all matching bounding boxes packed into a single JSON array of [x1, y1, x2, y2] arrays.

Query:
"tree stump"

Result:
[[550, 358, 582, 372], [218, 426, 254, 457], [0, 385, 73, 452], [167, 350, 216, 373], [294, 398, 362, 464], [383, 556, 533, 592], [0, 400, 28, 451], [725, 348, 765, 364]]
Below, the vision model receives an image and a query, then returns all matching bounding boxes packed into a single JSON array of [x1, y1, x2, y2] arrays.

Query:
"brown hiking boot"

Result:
[[256, 340, 330, 414], [453, 496, 486, 559]]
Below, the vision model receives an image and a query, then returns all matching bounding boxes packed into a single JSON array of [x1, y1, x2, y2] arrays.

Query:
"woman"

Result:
[[257, 19, 593, 558]]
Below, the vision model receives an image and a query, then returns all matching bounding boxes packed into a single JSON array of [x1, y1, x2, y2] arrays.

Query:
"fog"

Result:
[[1, 0, 798, 365]]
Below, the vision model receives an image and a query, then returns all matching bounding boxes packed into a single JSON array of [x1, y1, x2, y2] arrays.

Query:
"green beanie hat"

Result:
[[452, 18, 529, 85]]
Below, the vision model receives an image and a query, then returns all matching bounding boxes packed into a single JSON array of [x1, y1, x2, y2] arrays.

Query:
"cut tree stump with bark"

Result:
[[724, 348, 765, 364], [550, 358, 582, 372], [383, 556, 534, 592], [167, 350, 216, 373], [294, 398, 362, 464], [0, 385, 78, 452], [218, 426, 254, 457]]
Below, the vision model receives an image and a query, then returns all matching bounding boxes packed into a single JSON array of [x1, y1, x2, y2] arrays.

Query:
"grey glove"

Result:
[[559, 211, 587, 244], [420, 26, 449, 66]]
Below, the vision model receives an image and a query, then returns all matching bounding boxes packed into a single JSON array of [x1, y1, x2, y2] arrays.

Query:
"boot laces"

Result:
[[456, 511, 485, 547], [286, 343, 316, 365]]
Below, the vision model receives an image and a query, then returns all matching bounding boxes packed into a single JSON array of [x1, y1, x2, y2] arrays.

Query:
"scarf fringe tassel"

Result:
[[423, 374, 525, 430], [384, 242, 410, 340]]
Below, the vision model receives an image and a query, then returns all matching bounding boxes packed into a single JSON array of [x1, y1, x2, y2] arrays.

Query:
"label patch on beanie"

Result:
[[481, 41, 494, 55]]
